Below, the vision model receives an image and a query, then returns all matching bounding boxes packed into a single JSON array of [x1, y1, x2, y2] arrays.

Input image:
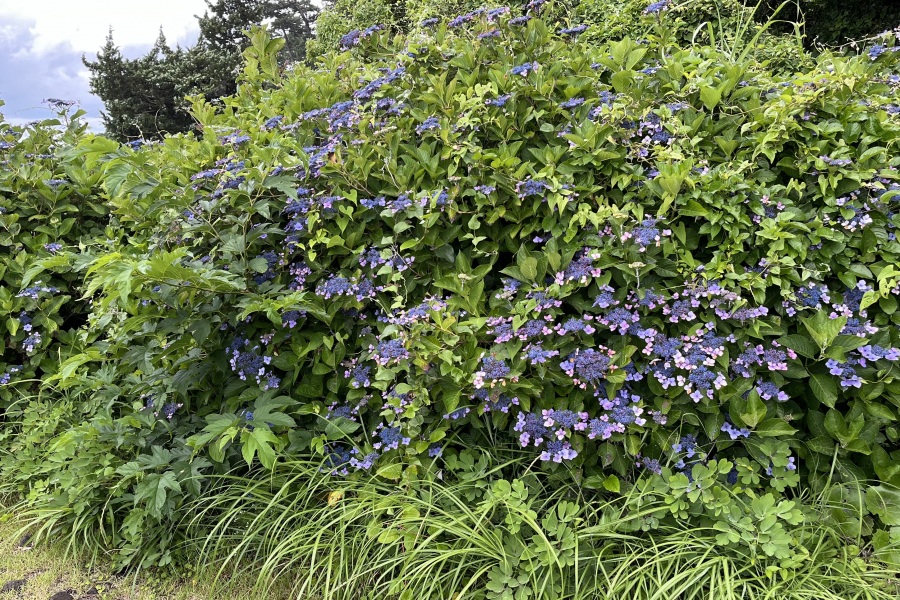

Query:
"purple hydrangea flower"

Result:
[[474, 356, 512, 389], [370, 339, 410, 366], [721, 421, 751, 440], [416, 116, 440, 134], [540, 440, 578, 462]]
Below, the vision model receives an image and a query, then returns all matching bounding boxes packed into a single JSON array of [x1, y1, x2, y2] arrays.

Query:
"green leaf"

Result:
[[242, 428, 281, 469], [860, 290, 879, 311], [866, 486, 900, 525], [754, 418, 798, 437], [253, 395, 298, 428], [325, 417, 360, 439], [249, 257, 270, 273], [699, 86, 722, 110], [801, 311, 847, 352], [377, 463, 403, 480], [810, 374, 838, 408], [740, 396, 767, 428], [602, 474, 621, 493], [136, 472, 181, 518], [777, 334, 818, 359]]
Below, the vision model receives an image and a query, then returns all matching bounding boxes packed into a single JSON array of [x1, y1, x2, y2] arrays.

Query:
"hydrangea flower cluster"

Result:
[[227, 336, 280, 390]]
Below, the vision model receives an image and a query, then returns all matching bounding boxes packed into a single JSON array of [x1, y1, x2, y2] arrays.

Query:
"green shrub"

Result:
[[0, 102, 107, 406], [307, 0, 410, 59], [4, 5, 900, 575]]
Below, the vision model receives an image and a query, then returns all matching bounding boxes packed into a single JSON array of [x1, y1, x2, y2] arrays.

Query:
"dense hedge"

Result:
[[0, 103, 107, 404], [3, 4, 900, 570]]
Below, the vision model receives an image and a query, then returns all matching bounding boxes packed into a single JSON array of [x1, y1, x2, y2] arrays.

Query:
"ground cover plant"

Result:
[[2, 1, 900, 597]]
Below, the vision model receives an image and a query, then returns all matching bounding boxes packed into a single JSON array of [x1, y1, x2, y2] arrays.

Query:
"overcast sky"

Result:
[[0, 0, 210, 130]]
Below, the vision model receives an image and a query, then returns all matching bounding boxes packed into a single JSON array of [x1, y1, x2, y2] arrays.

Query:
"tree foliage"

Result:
[[750, 0, 900, 46], [82, 31, 240, 141], [197, 0, 318, 64], [84, 0, 318, 142]]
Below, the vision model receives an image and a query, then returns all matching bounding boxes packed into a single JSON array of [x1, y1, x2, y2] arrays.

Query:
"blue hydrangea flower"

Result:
[[263, 115, 283, 130], [22, 332, 42, 354], [370, 339, 410, 366], [540, 440, 578, 462], [509, 62, 538, 77], [558, 25, 587, 37], [515, 177, 548, 198], [525, 343, 560, 365], [756, 379, 789, 402], [444, 407, 471, 420], [560, 347, 613, 388], [349, 450, 379, 471], [560, 97, 585, 109], [644, 0, 670, 14], [672, 434, 698, 458], [374, 425, 411, 451], [478, 28, 501, 40], [481, 393, 519, 413], [514, 412, 550, 446], [416, 116, 440, 134], [474, 356, 512, 389], [721, 421, 751, 440], [486, 94, 512, 108]]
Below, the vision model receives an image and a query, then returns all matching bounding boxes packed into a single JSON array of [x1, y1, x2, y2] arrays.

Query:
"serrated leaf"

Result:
[[866, 486, 900, 525], [602, 474, 621, 493], [810, 374, 838, 408], [377, 463, 403, 480], [699, 86, 722, 110], [777, 334, 818, 359], [325, 417, 360, 439]]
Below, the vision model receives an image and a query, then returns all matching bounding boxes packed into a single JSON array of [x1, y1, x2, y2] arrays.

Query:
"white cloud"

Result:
[[0, 0, 209, 56]]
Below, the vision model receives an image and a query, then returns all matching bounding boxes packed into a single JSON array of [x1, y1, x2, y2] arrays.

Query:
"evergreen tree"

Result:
[[198, 0, 318, 64], [83, 30, 239, 141], [84, 1, 317, 141]]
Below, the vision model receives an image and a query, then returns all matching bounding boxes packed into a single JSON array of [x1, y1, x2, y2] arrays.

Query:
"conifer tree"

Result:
[[84, 1, 318, 141]]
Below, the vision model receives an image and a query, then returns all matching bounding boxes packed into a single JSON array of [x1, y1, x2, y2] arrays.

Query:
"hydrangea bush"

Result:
[[5, 4, 900, 567], [0, 101, 107, 406]]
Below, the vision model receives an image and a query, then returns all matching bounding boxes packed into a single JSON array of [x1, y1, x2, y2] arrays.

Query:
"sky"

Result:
[[0, 0, 210, 131]]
